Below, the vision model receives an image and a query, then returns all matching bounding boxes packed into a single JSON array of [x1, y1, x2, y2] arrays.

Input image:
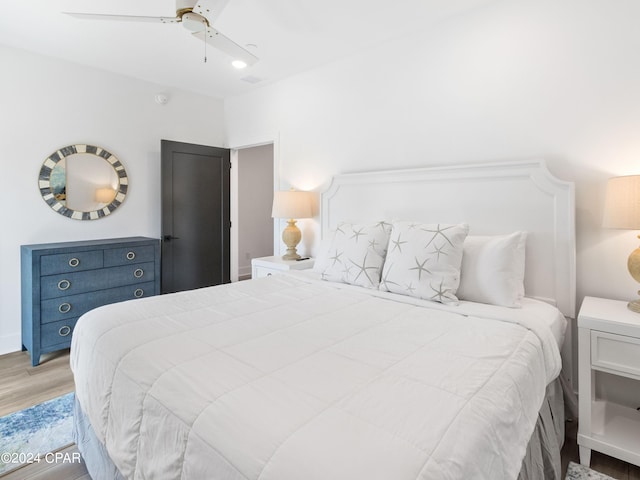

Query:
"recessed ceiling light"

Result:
[[232, 60, 247, 69]]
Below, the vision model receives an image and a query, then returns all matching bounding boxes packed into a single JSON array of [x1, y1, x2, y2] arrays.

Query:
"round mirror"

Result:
[[39, 144, 128, 220]]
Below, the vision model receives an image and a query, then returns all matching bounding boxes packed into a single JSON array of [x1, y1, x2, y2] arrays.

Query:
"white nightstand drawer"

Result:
[[591, 330, 640, 378], [251, 256, 315, 279], [253, 266, 278, 278]]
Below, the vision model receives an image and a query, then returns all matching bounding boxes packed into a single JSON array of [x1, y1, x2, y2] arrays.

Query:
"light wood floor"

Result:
[[2, 349, 640, 480], [0, 349, 74, 417], [562, 418, 640, 479], [0, 349, 89, 480]]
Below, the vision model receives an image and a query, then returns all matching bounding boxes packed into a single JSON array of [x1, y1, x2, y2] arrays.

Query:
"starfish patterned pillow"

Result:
[[380, 221, 469, 304], [321, 221, 392, 288]]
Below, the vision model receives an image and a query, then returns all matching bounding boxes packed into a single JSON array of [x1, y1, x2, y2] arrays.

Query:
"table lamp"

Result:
[[602, 175, 640, 312], [95, 187, 116, 204], [272, 190, 312, 260]]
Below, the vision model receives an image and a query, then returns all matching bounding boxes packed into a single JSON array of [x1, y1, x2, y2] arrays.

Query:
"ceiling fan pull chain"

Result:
[[204, 29, 207, 63]]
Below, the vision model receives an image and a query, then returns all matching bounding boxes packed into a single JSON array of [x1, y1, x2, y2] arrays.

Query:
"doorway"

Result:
[[236, 144, 275, 280], [161, 140, 230, 293]]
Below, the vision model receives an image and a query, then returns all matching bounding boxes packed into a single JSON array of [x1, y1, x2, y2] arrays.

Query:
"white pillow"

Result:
[[457, 231, 527, 307], [320, 221, 392, 288], [379, 221, 469, 304]]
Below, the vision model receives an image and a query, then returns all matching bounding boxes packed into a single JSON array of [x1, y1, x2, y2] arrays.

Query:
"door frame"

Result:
[[228, 134, 280, 282]]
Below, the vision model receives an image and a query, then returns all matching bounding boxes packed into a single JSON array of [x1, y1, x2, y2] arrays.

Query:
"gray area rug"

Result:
[[0, 392, 74, 475], [566, 461, 617, 480]]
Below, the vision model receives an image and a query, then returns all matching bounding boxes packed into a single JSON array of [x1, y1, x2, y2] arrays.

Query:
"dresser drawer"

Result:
[[591, 330, 640, 378], [103, 262, 156, 287], [40, 250, 103, 275], [41, 261, 156, 299], [40, 281, 156, 323], [41, 318, 78, 348], [104, 245, 156, 267], [22, 237, 160, 366]]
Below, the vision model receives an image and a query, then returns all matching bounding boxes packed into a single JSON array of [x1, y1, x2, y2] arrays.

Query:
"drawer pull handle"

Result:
[[134, 288, 144, 298], [57, 279, 71, 290], [133, 268, 144, 278], [267, 273, 273, 277], [59, 325, 72, 337], [68, 257, 80, 267], [126, 251, 136, 260], [58, 302, 72, 314]]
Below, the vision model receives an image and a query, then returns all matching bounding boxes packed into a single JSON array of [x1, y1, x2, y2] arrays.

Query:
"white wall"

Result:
[[237, 144, 274, 278], [0, 45, 225, 354], [225, 0, 640, 312]]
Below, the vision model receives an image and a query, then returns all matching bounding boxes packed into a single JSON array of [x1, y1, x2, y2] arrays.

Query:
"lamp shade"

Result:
[[271, 190, 312, 219], [603, 175, 640, 229]]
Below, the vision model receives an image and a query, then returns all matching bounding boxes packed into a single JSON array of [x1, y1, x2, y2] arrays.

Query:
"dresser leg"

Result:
[[30, 350, 40, 367], [579, 445, 591, 466]]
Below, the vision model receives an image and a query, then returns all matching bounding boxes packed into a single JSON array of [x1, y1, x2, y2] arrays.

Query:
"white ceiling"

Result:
[[0, 0, 499, 99]]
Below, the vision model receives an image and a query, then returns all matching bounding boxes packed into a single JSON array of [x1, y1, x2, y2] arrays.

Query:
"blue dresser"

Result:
[[21, 237, 160, 366]]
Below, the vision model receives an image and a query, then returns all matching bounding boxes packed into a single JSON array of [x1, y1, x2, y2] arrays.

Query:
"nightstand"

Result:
[[577, 296, 640, 468], [251, 256, 315, 278]]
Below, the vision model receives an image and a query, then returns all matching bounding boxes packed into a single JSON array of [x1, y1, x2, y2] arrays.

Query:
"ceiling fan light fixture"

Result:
[[181, 12, 207, 32], [232, 60, 247, 69], [64, 1, 260, 67]]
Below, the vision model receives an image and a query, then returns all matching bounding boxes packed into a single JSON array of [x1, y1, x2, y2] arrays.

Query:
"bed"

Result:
[[70, 160, 575, 480]]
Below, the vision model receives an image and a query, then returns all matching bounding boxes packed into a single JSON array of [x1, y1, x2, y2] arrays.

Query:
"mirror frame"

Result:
[[39, 144, 128, 220]]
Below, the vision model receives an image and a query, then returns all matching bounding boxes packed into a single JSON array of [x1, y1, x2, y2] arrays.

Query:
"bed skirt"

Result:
[[518, 377, 565, 480], [73, 396, 125, 480], [73, 377, 565, 480]]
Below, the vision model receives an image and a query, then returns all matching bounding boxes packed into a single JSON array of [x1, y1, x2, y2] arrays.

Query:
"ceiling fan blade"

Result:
[[192, 0, 232, 25], [64, 12, 180, 23], [194, 27, 258, 66]]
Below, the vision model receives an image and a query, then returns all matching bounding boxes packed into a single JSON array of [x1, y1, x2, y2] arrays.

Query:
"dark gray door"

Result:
[[161, 140, 230, 293]]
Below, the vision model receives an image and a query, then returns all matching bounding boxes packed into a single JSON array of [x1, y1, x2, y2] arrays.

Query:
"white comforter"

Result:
[[70, 273, 563, 480]]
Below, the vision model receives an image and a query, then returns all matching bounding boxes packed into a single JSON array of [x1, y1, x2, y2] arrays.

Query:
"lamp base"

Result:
[[282, 251, 301, 261], [627, 240, 640, 313], [281, 219, 302, 261], [628, 297, 640, 313]]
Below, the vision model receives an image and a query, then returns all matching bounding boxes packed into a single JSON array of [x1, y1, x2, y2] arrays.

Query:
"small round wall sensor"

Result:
[[154, 94, 169, 105]]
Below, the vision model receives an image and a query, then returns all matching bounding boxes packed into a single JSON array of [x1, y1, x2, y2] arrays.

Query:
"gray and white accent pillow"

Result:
[[321, 221, 392, 288], [379, 221, 469, 304]]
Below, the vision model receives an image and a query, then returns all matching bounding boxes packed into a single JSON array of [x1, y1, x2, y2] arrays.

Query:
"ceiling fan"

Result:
[[64, 0, 258, 67]]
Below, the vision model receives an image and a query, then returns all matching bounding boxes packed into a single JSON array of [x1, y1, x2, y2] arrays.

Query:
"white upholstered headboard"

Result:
[[320, 160, 576, 319]]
